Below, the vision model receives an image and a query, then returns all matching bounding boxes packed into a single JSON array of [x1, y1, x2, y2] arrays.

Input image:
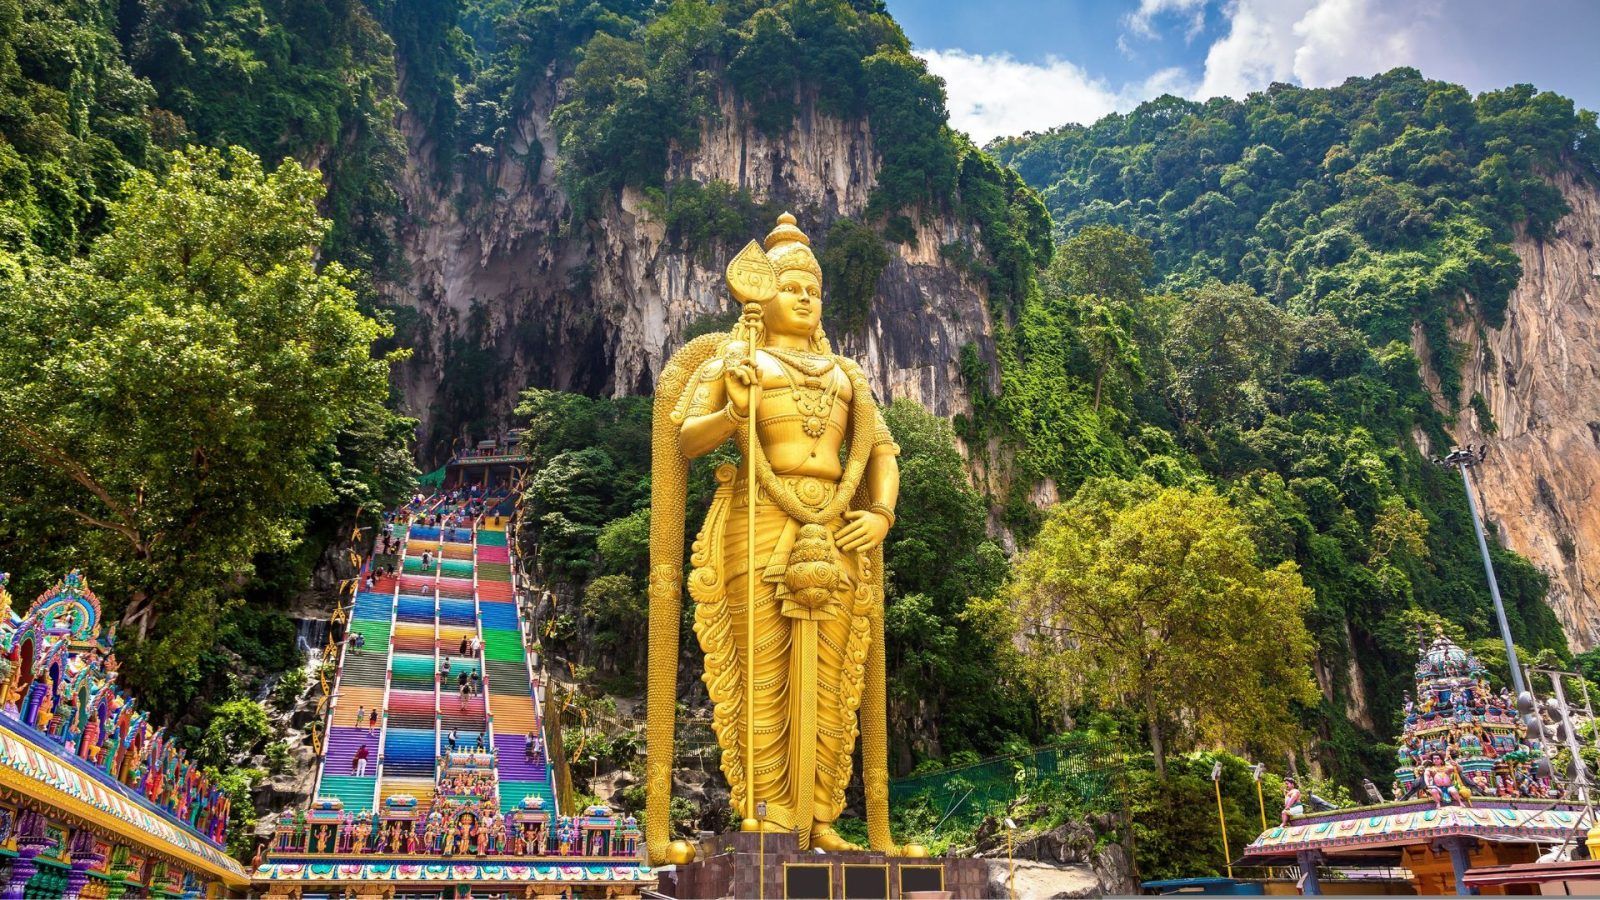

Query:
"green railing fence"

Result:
[[888, 737, 1127, 838]]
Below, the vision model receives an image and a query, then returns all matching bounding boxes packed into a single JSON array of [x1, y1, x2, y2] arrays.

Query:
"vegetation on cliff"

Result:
[[5, 0, 1600, 876], [976, 71, 1594, 781]]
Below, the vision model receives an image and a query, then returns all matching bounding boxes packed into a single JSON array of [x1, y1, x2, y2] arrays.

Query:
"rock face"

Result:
[[1447, 172, 1600, 649], [386, 84, 995, 456]]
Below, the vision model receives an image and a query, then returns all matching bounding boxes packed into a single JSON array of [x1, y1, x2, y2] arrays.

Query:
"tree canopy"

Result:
[[0, 146, 409, 695], [1000, 478, 1319, 775]]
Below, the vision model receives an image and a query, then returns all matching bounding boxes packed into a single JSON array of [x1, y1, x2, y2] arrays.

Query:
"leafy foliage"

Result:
[[881, 400, 1033, 763], [124, 0, 406, 289], [817, 217, 890, 334], [960, 212, 1565, 786], [0, 0, 155, 256], [0, 147, 410, 716], [1000, 478, 1318, 775], [991, 69, 1600, 394]]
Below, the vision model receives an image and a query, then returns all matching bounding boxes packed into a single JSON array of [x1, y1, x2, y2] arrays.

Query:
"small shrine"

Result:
[[0, 570, 247, 895], [1240, 629, 1584, 895]]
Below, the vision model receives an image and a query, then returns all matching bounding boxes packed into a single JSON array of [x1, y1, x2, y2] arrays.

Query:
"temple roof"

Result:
[[1240, 798, 1585, 863], [0, 719, 247, 888]]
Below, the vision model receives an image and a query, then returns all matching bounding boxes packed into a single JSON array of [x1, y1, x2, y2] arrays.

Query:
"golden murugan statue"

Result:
[[646, 213, 922, 864]]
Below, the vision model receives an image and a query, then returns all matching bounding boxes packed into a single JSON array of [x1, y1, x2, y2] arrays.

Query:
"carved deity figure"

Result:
[[646, 213, 923, 864]]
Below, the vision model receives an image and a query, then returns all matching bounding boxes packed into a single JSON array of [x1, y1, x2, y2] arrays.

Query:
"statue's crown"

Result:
[[763, 212, 821, 279]]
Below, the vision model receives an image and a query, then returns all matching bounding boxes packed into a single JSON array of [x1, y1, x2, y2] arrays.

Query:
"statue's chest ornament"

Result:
[[766, 348, 841, 439]]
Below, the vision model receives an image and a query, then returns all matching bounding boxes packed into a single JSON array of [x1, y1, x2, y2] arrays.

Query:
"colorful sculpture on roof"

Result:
[[0, 570, 230, 845], [1393, 628, 1549, 804], [276, 748, 641, 860]]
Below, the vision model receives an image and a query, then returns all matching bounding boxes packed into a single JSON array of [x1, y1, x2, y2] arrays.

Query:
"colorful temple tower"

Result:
[[0, 571, 247, 896], [254, 473, 652, 897], [1240, 628, 1582, 895], [1393, 629, 1550, 803]]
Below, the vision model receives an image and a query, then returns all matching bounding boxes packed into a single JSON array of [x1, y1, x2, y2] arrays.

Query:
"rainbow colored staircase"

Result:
[[310, 495, 559, 823]]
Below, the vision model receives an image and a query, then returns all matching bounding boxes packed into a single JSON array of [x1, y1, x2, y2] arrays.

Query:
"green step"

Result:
[[476, 530, 507, 547], [498, 780, 555, 813], [351, 620, 391, 648], [439, 559, 474, 578], [391, 653, 436, 678], [482, 631, 526, 663], [316, 774, 376, 813], [476, 563, 511, 582], [402, 557, 433, 575]]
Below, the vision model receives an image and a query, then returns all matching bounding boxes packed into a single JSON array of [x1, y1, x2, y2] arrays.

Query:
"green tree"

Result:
[[1165, 282, 1292, 429], [195, 698, 272, 768], [882, 399, 1026, 762], [0, 146, 402, 681], [1004, 478, 1318, 776]]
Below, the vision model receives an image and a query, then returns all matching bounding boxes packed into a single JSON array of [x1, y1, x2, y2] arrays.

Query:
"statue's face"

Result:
[[765, 268, 821, 339]]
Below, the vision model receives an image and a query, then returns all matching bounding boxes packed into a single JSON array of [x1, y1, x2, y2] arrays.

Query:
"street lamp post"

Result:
[[1432, 444, 1526, 697], [1211, 761, 1233, 879], [1251, 763, 1268, 832]]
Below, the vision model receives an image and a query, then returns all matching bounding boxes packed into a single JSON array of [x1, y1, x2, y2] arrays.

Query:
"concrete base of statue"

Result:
[[656, 830, 990, 899]]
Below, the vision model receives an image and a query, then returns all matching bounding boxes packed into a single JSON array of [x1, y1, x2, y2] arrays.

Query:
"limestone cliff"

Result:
[[386, 83, 994, 456], [1443, 172, 1600, 649]]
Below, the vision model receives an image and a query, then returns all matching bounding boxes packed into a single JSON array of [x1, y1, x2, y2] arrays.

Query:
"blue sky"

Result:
[[886, 0, 1600, 143]]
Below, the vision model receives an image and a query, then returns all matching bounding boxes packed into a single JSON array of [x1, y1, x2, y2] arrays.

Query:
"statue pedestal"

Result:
[[657, 831, 989, 899]]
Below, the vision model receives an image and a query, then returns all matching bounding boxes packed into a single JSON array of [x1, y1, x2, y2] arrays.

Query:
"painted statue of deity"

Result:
[[645, 213, 923, 864]]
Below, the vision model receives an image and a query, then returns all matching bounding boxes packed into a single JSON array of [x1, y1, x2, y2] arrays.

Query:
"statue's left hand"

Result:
[[837, 510, 890, 553]]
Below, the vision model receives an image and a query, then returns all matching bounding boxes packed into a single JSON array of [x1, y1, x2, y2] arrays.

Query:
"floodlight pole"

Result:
[[1434, 445, 1525, 697]]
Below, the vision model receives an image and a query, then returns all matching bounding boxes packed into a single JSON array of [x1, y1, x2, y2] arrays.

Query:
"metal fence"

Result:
[[888, 740, 1127, 837]]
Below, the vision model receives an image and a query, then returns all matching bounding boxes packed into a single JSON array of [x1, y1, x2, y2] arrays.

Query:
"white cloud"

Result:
[[1126, 0, 1209, 41], [919, 0, 1592, 144], [918, 49, 1195, 143], [1198, 0, 1444, 99]]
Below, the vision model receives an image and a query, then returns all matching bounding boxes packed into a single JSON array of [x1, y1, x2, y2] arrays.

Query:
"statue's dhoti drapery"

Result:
[[691, 470, 874, 835]]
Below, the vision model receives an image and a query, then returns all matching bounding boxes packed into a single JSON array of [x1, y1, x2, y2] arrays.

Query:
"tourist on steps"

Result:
[[470, 634, 482, 657], [355, 705, 366, 729], [448, 728, 459, 752], [368, 708, 380, 734], [459, 635, 470, 657], [525, 730, 539, 762], [353, 743, 369, 777], [440, 655, 451, 681]]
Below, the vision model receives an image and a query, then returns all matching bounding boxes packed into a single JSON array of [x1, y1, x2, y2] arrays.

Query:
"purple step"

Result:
[[322, 725, 380, 775], [492, 733, 549, 782]]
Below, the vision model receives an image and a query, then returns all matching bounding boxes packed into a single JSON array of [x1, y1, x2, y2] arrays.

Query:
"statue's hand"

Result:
[[725, 357, 762, 417], [837, 510, 890, 553]]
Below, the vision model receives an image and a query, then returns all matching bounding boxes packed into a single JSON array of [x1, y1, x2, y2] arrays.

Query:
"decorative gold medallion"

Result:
[[725, 240, 778, 305]]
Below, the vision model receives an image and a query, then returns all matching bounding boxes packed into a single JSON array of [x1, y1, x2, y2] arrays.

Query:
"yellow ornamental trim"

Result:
[[0, 723, 248, 889]]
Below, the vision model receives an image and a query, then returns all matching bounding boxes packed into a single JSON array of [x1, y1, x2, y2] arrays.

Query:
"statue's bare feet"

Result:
[[740, 818, 791, 833], [810, 824, 862, 852]]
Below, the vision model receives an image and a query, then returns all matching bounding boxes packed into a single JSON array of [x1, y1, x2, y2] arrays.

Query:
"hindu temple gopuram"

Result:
[[251, 472, 656, 897], [0, 570, 248, 896], [1240, 629, 1587, 894]]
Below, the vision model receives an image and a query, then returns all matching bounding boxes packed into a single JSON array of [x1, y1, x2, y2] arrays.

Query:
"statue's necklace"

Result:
[[766, 348, 839, 439]]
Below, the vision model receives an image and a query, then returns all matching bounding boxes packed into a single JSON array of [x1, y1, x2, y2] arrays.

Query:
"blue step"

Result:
[[397, 595, 436, 622], [381, 727, 438, 775], [438, 599, 477, 626], [479, 602, 519, 630], [353, 593, 392, 619]]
